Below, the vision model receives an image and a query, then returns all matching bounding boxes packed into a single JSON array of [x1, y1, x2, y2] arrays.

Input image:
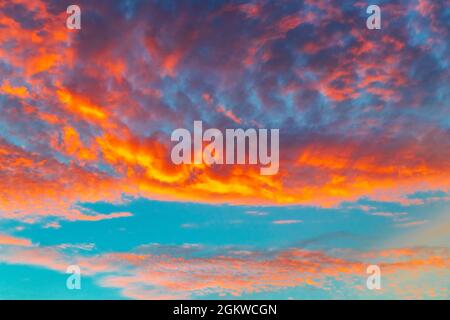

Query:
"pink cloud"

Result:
[[0, 233, 32, 247], [272, 220, 302, 225]]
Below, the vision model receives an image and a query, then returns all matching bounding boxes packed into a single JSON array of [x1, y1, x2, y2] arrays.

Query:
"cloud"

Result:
[[0, 242, 448, 299], [245, 210, 268, 216], [272, 219, 302, 225], [0, 0, 448, 301], [0, 233, 32, 247], [369, 212, 408, 218], [43, 221, 61, 229], [57, 243, 95, 251], [0, 0, 448, 221], [395, 220, 428, 228]]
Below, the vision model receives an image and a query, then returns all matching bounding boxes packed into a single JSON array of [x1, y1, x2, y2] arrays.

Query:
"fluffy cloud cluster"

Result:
[[0, 0, 448, 221]]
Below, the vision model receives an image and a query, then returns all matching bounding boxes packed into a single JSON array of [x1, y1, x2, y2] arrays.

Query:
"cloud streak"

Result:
[[0, 240, 448, 299]]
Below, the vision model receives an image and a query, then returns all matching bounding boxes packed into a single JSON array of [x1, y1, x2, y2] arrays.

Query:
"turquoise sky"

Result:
[[1, 195, 449, 299]]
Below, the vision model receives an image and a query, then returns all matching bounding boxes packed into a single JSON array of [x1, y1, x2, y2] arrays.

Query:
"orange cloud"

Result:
[[0, 139, 134, 221], [0, 81, 30, 98], [0, 233, 32, 247], [216, 105, 242, 124], [57, 126, 98, 161], [57, 89, 108, 122], [0, 0, 448, 219]]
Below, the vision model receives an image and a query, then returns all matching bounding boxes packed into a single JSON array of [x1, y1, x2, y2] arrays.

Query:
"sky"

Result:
[[0, 0, 449, 299]]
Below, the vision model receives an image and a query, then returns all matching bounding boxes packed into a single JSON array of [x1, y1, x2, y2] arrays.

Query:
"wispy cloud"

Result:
[[0, 242, 448, 299], [272, 220, 303, 225], [0, 233, 33, 247]]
